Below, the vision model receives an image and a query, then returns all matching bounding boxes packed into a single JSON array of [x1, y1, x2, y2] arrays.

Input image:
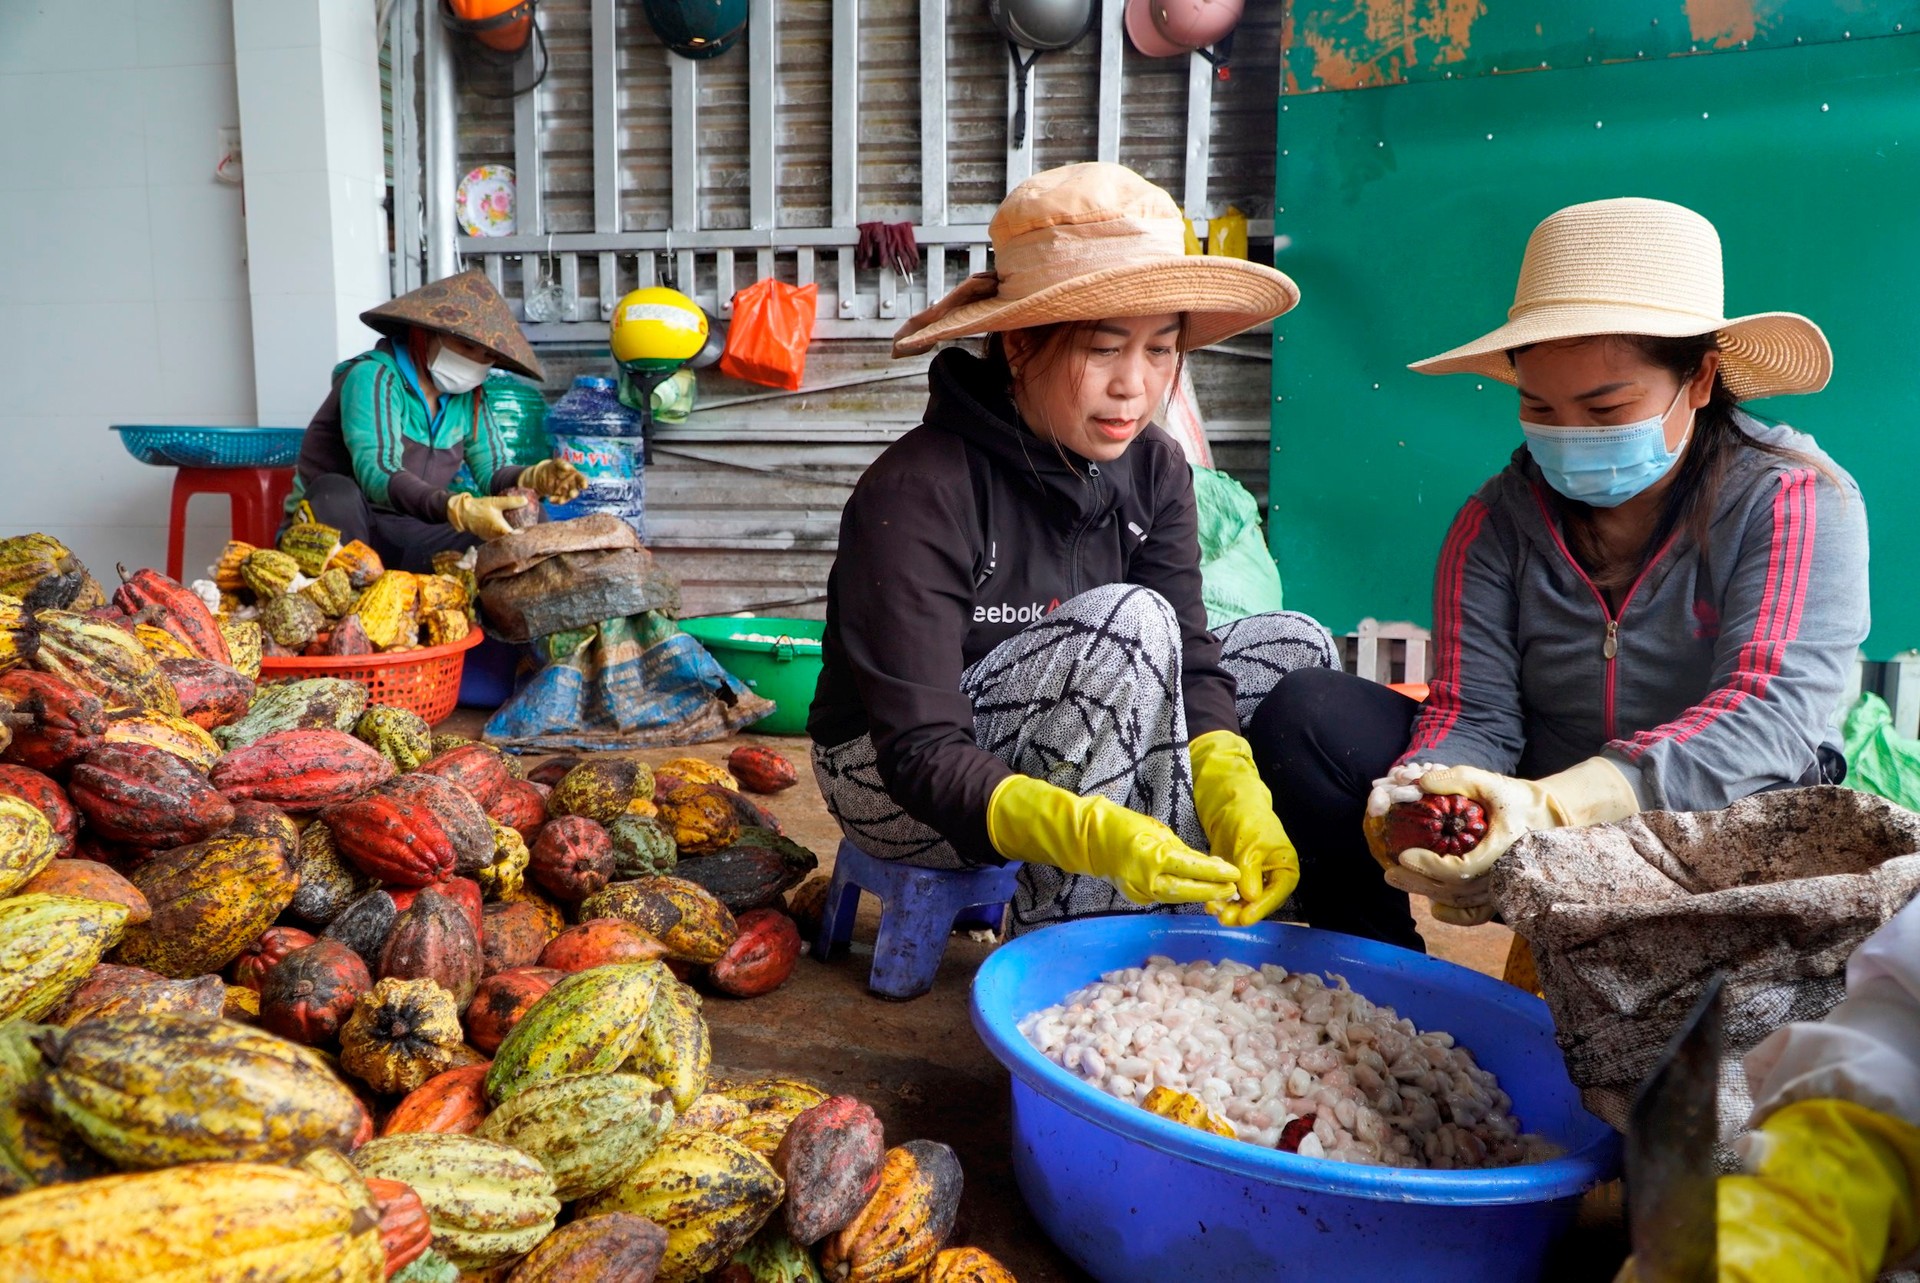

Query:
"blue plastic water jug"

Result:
[[542, 375, 645, 538]]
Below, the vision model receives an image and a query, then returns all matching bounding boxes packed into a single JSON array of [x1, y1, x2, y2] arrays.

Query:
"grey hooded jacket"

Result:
[[1402, 415, 1869, 810]]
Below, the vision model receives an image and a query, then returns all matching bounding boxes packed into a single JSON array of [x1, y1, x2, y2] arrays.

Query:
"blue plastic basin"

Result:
[[970, 917, 1620, 1282]]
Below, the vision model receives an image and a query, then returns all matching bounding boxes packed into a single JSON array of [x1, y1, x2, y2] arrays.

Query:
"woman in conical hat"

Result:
[[287, 269, 587, 570], [1248, 197, 1867, 949], [810, 161, 1341, 935]]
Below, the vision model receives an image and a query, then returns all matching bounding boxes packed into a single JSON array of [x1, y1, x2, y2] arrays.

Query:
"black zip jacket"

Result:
[[808, 348, 1238, 864]]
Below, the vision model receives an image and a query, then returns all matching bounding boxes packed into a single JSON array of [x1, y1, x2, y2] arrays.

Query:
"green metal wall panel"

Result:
[[1281, 0, 1920, 93], [1269, 33, 1920, 654]]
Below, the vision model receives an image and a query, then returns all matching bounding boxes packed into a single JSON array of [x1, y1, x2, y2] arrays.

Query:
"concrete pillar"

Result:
[[232, 0, 389, 427]]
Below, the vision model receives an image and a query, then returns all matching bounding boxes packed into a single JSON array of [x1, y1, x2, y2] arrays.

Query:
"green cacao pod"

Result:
[[625, 975, 710, 1113], [477, 1070, 676, 1201], [484, 961, 668, 1105], [354, 703, 434, 771], [351, 1132, 561, 1271], [0, 893, 129, 1024]]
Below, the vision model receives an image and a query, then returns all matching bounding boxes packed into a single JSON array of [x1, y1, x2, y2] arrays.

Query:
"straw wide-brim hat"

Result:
[[361, 269, 545, 380], [1410, 198, 1830, 401], [891, 162, 1299, 358]]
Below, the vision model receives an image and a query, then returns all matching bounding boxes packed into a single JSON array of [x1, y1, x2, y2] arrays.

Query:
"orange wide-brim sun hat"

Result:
[[891, 162, 1299, 358], [1409, 197, 1831, 401]]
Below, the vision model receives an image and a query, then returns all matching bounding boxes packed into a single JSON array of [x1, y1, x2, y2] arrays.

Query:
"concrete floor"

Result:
[[451, 714, 1628, 1280]]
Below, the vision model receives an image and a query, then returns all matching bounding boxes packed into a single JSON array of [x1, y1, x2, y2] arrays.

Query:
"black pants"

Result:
[[1244, 666, 1425, 952], [301, 474, 478, 575]]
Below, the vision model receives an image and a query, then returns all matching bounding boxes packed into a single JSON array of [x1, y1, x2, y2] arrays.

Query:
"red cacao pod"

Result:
[[0, 670, 106, 774], [388, 876, 483, 944], [537, 918, 670, 973], [379, 888, 483, 1008], [112, 566, 231, 665], [364, 1176, 433, 1277], [380, 1062, 492, 1136], [1383, 793, 1489, 857], [485, 778, 548, 842], [324, 787, 459, 887], [210, 728, 396, 812], [462, 966, 562, 1055], [414, 743, 512, 810], [480, 899, 556, 976], [775, 1094, 887, 1245], [382, 773, 493, 875], [259, 937, 373, 1044], [0, 762, 77, 854], [507, 1214, 667, 1282], [529, 816, 614, 902], [708, 907, 802, 999], [526, 756, 581, 788], [68, 742, 234, 848], [728, 745, 798, 794], [157, 657, 255, 731], [229, 924, 318, 992], [326, 616, 375, 656]]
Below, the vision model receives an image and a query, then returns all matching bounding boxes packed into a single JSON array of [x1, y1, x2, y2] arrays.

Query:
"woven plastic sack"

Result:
[[1192, 465, 1283, 629], [1492, 785, 1920, 1154], [718, 279, 818, 391]]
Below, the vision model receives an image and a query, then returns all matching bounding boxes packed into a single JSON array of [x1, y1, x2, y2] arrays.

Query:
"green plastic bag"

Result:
[[616, 367, 697, 424], [1192, 465, 1284, 629], [1841, 692, 1920, 811]]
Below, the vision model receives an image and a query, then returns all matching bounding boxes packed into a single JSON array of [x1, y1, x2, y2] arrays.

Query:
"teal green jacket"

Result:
[[288, 340, 526, 522]]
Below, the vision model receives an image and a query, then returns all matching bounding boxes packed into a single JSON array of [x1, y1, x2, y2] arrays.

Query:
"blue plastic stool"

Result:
[[814, 839, 1022, 1000]]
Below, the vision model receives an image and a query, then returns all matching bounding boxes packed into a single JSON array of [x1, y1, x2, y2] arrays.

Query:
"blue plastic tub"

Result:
[[970, 917, 1620, 1282], [111, 425, 306, 469]]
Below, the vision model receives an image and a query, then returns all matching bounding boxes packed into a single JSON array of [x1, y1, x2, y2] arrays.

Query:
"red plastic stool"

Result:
[[167, 467, 294, 583]]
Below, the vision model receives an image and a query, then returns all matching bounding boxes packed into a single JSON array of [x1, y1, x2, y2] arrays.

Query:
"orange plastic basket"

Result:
[[257, 627, 484, 726]]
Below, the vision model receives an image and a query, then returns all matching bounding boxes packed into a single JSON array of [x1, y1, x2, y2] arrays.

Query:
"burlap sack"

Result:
[[476, 515, 679, 642], [1492, 785, 1920, 1149]]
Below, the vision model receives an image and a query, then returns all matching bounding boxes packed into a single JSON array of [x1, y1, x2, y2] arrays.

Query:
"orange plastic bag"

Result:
[[718, 279, 819, 391]]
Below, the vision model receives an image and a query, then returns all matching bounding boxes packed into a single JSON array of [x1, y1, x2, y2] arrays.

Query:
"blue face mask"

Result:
[[1521, 384, 1694, 508]]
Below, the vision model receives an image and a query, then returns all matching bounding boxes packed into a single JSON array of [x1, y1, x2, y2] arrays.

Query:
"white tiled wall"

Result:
[[0, 0, 255, 583]]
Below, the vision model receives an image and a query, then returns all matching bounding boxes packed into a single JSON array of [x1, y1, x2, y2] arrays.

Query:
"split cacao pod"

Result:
[[477, 1070, 676, 1201], [580, 876, 739, 965], [114, 834, 297, 978], [656, 783, 742, 856], [1383, 793, 1489, 856], [0, 1160, 384, 1282], [488, 778, 549, 842], [158, 656, 255, 730], [0, 669, 105, 773], [728, 745, 798, 794], [415, 742, 513, 810], [340, 976, 466, 1095], [67, 742, 234, 849], [350, 1132, 561, 1271], [0, 894, 130, 1023], [546, 758, 654, 824], [382, 1063, 493, 1137], [539, 918, 670, 973], [485, 960, 669, 1105], [481, 899, 556, 976], [379, 888, 483, 1008], [36, 1011, 362, 1166], [505, 1211, 668, 1283], [775, 1096, 886, 1245], [0, 762, 76, 854], [18, 858, 149, 924], [818, 1141, 964, 1283], [463, 967, 562, 1056], [576, 1129, 785, 1283], [529, 815, 615, 902], [229, 924, 318, 992], [260, 938, 373, 1045], [709, 908, 803, 999], [211, 728, 396, 812], [366, 1175, 435, 1278]]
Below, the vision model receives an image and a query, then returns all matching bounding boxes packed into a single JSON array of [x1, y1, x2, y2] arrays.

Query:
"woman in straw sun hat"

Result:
[[808, 162, 1339, 934], [1246, 196, 1868, 950]]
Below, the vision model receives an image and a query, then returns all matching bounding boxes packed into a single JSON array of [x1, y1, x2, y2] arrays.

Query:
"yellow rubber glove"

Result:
[[1188, 730, 1299, 928], [986, 774, 1240, 906], [1613, 1099, 1920, 1283], [445, 492, 527, 541], [1382, 757, 1637, 926], [520, 458, 587, 503]]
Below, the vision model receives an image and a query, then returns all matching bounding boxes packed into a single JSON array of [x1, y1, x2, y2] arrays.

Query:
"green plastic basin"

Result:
[[678, 616, 824, 735]]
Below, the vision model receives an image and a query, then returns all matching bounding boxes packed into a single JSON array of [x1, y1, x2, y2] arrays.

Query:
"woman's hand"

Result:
[[521, 459, 588, 503], [1188, 731, 1299, 927], [986, 774, 1240, 905], [446, 492, 527, 540]]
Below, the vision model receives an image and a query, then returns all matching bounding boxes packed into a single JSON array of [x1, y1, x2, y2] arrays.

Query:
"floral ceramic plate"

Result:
[[456, 164, 516, 237]]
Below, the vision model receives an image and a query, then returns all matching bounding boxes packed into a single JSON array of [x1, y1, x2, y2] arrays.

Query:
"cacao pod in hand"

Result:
[[1383, 793, 1488, 856]]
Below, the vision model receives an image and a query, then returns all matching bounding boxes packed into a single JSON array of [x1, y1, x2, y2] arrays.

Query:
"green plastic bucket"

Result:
[[678, 616, 825, 735]]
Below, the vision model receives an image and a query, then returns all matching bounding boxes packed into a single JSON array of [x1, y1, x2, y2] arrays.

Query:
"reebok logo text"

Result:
[[974, 598, 1060, 624]]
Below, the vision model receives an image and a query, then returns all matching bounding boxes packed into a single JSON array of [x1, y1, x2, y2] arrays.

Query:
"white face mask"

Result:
[[429, 345, 492, 395]]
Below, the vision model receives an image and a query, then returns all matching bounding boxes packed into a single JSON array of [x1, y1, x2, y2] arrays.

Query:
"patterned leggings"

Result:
[[810, 584, 1340, 933]]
